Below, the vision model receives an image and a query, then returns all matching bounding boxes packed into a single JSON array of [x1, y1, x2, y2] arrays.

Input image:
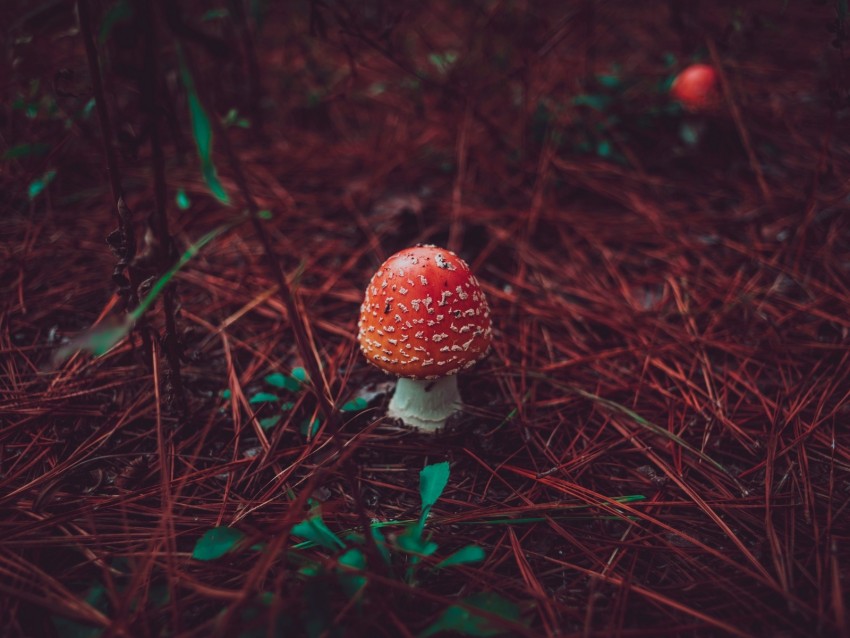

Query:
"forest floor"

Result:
[[1, 1, 849, 636]]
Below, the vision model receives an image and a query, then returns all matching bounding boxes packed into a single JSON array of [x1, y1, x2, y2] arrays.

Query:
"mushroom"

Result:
[[357, 245, 492, 432], [670, 64, 721, 112]]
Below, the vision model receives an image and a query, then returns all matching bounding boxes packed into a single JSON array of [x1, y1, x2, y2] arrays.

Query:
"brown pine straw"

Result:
[[1, 1, 849, 636]]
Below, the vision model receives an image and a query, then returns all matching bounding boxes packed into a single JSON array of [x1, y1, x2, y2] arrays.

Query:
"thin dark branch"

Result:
[[77, 0, 147, 348], [139, 0, 186, 414]]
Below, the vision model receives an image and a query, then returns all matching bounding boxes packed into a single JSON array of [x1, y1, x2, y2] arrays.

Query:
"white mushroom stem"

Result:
[[387, 375, 461, 432]]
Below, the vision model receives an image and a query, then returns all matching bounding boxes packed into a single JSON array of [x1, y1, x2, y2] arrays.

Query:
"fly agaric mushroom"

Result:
[[358, 245, 492, 432], [670, 64, 721, 112]]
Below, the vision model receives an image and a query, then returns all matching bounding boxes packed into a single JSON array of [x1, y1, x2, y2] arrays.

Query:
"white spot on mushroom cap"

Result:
[[434, 253, 456, 270]]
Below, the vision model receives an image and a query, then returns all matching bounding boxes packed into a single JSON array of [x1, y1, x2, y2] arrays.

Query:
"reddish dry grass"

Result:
[[1, 1, 849, 636]]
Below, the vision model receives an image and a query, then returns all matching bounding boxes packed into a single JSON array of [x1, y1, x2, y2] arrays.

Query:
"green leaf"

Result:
[[3, 143, 49, 160], [192, 527, 247, 560], [419, 462, 450, 511], [428, 51, 458, 74], [292, 513, 346, 552], [338, 548, 366, 569], [98, 0, 133, 43], [201, 161, 230, 204], [28, 169, 56, 199], [300, 417, 321, 437], [417, 461, 450, 537], [340, 397, 368, 412], [257, 209, 272, 220], [298, 563, 321, 578], [221, 389, 232, 399], [82, 97, 96, 119], [264, 372, 301, 392], [259, 414, 281, 430], [337, 548, 367, 598], [596, 139, 612, 158], [222, 107, 239, 126], [178, 49, 230, 205], [249, 391, 279, 404], [418, 593, 522, 638], [596, 73, 620, 89], [52, 322, 131, 363], [679, 122, 701, 146], [435, 545, 486, 569], [175, 188, 191, 210], [291, 367, 308, 382], [658, 73, 678, 93], [396, 527, 438, 557], [201, 7, 229, 20], [572, 93, 612, 111]]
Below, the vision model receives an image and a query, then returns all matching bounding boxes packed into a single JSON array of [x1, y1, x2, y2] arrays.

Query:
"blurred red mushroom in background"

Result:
[[670, 63, 721, 112]]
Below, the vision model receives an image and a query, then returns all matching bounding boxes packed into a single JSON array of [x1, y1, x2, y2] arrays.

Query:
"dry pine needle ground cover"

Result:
[[1, 1, 849, 636]]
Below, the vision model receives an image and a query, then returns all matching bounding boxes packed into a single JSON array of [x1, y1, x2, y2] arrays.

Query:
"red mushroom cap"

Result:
[[670, 64, 721, 112], [358, 245, 492, 380]]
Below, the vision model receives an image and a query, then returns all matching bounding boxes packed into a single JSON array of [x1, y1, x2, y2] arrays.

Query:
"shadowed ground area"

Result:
[[1, 1, 848, 636]]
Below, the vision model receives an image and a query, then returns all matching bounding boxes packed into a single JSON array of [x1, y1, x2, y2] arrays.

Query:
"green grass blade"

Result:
[[292, 513, 346, 552], [434, 545, 486, 569], [54, 221, 236, 363], [98, 0, 133, 43], [177, 47, 230, 205]]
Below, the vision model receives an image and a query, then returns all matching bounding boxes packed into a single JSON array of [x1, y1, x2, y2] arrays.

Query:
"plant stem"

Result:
[[77, 0, 147, 354], [140, 0, 186, 415]]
